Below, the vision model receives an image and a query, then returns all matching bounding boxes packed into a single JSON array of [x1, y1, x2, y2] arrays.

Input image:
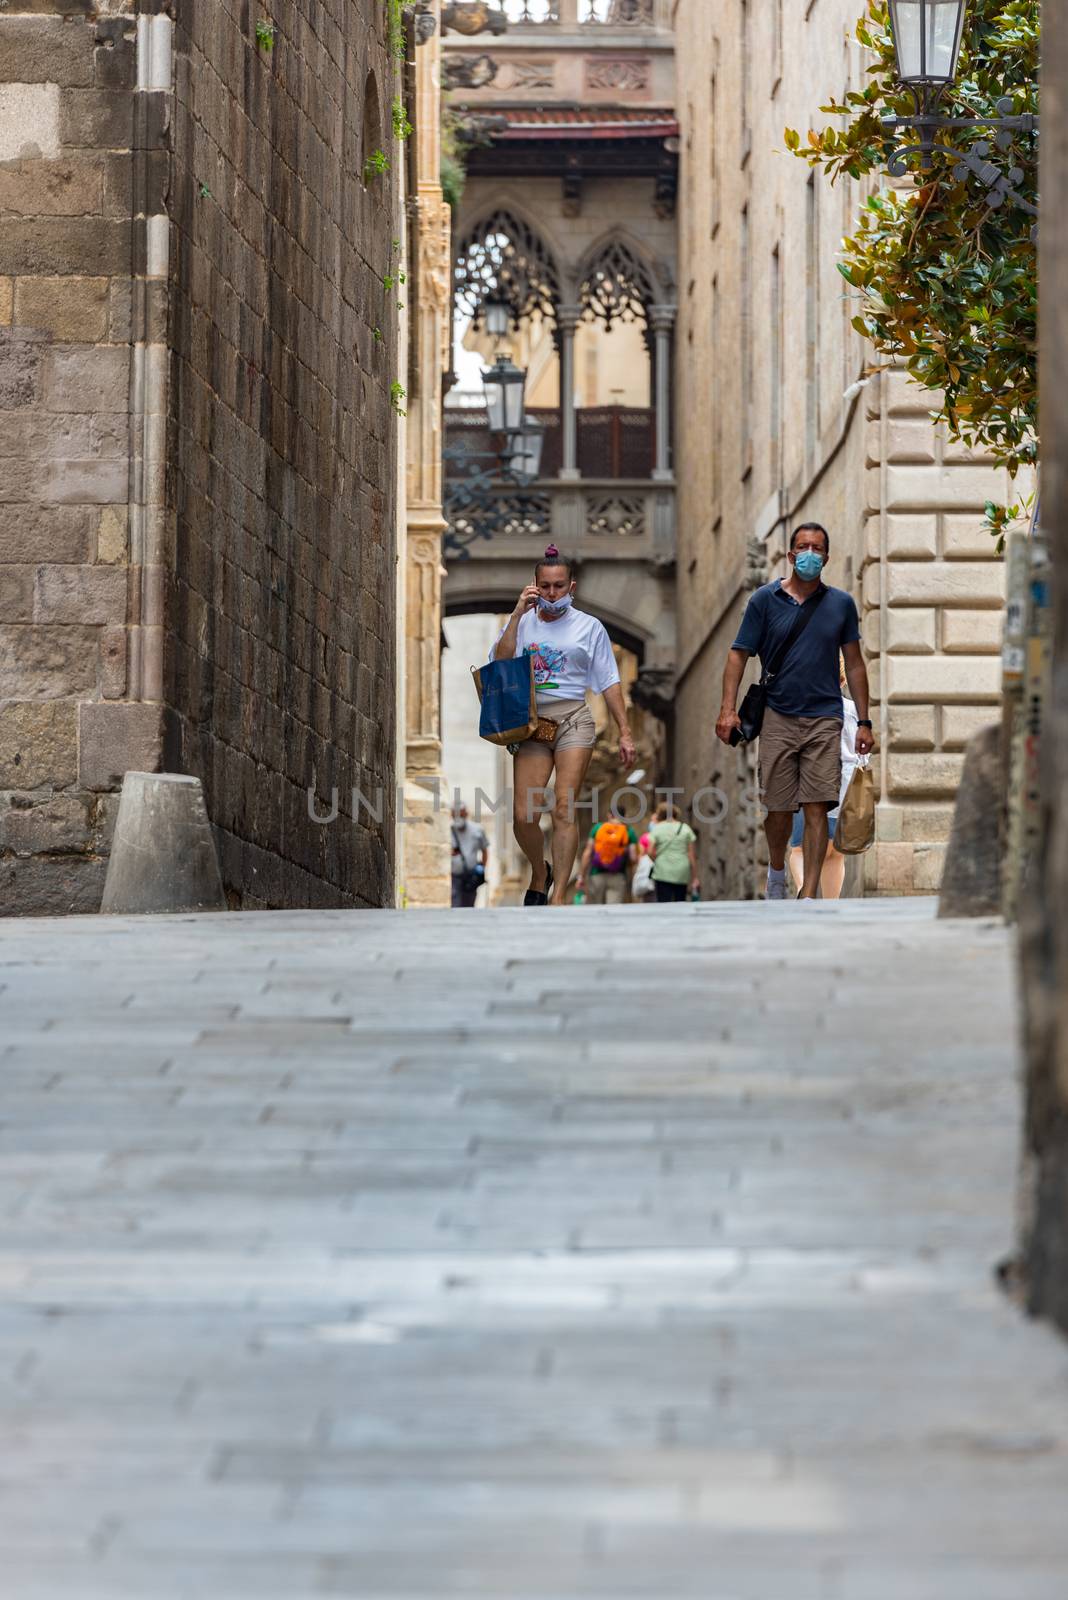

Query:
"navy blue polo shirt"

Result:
[[733, 580, 861, 719]]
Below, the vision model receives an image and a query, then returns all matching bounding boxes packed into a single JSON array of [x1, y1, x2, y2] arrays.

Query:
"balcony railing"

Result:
[[448, 406, 658, 479], [450, 0, 667, 32], [445, 408, 674, 560]]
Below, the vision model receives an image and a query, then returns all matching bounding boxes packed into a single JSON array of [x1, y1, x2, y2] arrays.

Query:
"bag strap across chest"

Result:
[[760, 585, 827, 687]]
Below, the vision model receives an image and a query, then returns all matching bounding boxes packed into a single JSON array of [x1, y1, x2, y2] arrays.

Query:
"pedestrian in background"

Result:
[[647, 801, 700, 903], [577, 817, 639, 905], [788, 660, 859, 899], [451, 804, 489, 908]]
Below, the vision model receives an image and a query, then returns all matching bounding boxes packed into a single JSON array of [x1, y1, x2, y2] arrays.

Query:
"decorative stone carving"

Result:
[[443, 53, 499, 89], [443, 2, 509, 36], [579, 237, 656, 330], [586, 493, 646, 538], [586, 57, 650, 93], [506, 59, 556, 90], [410, 1, 438, 43], [744, 533, 770, 591], [454, 208, 561, 327]]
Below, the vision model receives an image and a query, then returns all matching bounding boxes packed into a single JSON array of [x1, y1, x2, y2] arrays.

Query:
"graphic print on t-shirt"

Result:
[[525, 641, 567, 690]]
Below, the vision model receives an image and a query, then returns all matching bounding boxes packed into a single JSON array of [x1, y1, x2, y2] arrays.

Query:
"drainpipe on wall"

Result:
[[128, 11, 172, 706]]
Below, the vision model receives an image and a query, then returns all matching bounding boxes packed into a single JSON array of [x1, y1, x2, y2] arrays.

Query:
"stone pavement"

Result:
[[1, 897, 1067, 1599]]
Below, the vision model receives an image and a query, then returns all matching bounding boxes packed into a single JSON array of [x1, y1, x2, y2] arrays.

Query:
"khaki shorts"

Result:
[[515, 698, 597, 757], [759, 707, 842, 813], [587, 871, 627, 905]]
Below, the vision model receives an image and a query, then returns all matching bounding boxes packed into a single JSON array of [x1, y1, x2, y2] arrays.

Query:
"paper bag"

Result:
[[835, 762, 875, 855]]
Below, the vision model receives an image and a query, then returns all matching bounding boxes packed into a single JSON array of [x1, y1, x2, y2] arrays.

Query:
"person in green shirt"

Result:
[[647, 802, 700, 903]]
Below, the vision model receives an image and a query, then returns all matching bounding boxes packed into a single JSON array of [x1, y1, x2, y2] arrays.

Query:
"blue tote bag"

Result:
[[470, 654, 538, 746]]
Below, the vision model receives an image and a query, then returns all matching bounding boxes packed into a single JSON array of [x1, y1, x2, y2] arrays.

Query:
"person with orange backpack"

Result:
[[576, 817, 638, 906]]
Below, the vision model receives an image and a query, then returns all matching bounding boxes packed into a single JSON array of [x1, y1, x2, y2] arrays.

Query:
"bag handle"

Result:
[[760, 585, 827, 687]]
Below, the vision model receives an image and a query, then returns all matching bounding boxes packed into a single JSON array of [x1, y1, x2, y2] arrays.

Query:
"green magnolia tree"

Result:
[[786, 0, 1039, 544]]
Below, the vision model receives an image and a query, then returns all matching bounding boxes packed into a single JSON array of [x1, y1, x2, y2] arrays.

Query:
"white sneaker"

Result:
[[766, 876, 788, 901]]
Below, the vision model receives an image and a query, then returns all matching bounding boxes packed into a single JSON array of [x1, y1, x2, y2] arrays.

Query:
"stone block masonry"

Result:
[[1, 2, 402, 913], [165, 1, 400, 909], [0, 8, 139, 915]]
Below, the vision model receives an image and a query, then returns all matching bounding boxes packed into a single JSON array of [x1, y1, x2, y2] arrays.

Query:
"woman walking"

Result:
[[646, 801, 700, 903], [492, 545, 636, 906]]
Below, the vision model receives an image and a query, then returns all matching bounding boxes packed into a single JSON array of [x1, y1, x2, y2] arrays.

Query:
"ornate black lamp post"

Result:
[[443, 351, 548, 559], [481, 353, 527, 437], [881, 0, 1037, 214]]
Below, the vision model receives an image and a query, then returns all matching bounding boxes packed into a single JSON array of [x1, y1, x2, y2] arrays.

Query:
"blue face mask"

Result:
[[793, 550, 825, 581], [540, 594, 573, 617]]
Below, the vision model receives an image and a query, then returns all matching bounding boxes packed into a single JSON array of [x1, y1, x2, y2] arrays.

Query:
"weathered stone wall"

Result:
[[1020, 0, 1068, 1337], [165, 1, 400, 908], [0, 3, 140, 913], [1, 2, 403, 913]]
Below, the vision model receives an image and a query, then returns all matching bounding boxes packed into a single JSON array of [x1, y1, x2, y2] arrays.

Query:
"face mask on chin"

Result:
[[539, 594, 573, 617], [793, 551, 824, 581]]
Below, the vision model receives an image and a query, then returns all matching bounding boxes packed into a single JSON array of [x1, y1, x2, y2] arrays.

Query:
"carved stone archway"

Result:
[[453, 207, 562, 331]]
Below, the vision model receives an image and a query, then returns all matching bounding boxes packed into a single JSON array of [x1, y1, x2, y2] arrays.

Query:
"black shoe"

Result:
[[524, 863, 553, 907]]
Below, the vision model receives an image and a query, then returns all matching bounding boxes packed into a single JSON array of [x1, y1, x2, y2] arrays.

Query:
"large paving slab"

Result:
[[0, 897, 1066, 1598]]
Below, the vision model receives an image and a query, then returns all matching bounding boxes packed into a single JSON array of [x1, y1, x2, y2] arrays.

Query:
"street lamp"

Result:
[[881, 0, 1037, 205], [483, 292, 511, 340], [481, 352, 527, 437], [888, 0, 967, 92], [507, 416, 545, 482]]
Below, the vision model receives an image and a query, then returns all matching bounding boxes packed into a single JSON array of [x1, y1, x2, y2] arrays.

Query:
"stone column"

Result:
[[401, 2, 451, 908], [557, 304, 582, 482], [650, 303, 675, 481]]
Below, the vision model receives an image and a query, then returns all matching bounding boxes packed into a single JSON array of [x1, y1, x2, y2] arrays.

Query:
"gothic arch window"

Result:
[[453, 209, 561, 330], [579, 237, 658, 331]]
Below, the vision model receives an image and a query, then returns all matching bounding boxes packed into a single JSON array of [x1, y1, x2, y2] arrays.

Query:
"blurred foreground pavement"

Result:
[[1, 898, 1067, 1599]]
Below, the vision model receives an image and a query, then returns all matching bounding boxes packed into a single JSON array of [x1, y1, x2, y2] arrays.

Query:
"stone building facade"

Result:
[[672, 0, 1016, 899], [0, 1, 416, 912], [397, 0, 452, 910], [441, 0, 679, 712]]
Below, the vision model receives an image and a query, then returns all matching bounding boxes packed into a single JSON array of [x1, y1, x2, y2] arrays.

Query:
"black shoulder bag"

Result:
[[729, 586, 827, 746]]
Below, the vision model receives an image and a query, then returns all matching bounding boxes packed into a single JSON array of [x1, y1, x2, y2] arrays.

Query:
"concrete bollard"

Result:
[[937, 724, 1003, 919], [101, 772, 227, 915]]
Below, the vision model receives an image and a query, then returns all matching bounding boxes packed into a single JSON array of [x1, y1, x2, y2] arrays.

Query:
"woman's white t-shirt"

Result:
[[494, 607, 620, 705]]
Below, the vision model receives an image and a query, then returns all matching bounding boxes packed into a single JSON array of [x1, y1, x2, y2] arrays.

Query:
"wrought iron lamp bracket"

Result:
[[880, 96, 1039, 220]]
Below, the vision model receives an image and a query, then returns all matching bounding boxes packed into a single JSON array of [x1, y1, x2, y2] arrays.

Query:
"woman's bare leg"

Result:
[[548, 744, 595, 904], [512, 745, 555, 893], [788, 845, 804, 893]]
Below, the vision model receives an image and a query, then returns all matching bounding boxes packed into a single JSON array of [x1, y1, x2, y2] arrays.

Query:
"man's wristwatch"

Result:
[[857, 719, 873, 728]]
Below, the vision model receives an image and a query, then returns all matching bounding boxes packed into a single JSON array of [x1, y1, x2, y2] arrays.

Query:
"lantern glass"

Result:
[[509, 417, 545, 481], [484, 294, 510, 339], [888, 0, 967, 86], [481, 354, 527, 436]]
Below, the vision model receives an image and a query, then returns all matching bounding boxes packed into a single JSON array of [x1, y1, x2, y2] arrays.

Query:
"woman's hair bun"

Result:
[[544, 543, 560, 559]]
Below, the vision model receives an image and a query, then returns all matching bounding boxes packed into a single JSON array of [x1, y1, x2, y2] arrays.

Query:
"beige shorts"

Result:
[[515, 698, 597, 757], [759, 707, 842, 813]]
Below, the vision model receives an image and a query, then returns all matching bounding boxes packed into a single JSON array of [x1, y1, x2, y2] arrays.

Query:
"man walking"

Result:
[[450, 804, 489, 908], [715, 523, 874, 900]]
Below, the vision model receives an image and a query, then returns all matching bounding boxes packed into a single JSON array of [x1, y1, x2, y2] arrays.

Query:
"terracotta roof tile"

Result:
[[490, 106, 678, 140]]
